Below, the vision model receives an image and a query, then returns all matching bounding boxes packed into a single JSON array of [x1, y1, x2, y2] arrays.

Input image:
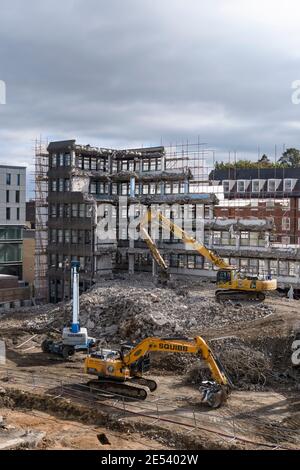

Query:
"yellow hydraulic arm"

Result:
[[122, 336, 228, 387], [85, 334, 231, 407], [139, 224, 168, 273], [140, 209, 230, 270]]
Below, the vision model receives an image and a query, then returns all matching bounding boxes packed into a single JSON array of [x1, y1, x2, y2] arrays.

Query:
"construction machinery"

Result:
[[84, 336, 231, 408], [139, 210, 277, 302], [41, 261, 96, 359]]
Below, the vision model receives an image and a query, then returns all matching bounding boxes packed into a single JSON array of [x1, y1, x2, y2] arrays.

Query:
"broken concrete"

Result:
[[54, 277, 274, 344], [0, 427, 45, 450]]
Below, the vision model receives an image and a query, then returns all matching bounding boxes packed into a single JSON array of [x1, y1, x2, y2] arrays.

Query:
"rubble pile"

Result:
[[186, 335, 300, 390], [58, 283, 274, 343]]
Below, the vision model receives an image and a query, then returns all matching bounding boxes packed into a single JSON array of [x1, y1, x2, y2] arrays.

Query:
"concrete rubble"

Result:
[[57, 280, 273, 343], [0, 413, 45, 450], [15, 275, 274, 344]]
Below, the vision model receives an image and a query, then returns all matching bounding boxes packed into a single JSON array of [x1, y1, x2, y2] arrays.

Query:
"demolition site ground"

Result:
[[0, 274, 299, 450]]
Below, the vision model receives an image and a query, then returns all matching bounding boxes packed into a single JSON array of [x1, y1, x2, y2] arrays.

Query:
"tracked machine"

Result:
[[139, 209, 277, 302], [84, 336, 231, 408]]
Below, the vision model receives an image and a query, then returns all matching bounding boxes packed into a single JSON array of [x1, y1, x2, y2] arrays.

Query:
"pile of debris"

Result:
[[56, 282, 274, 344], [185, 335, 300, 391]]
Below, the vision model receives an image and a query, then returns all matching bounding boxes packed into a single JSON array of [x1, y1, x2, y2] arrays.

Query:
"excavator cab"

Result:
[[216, 269, 233, 286]]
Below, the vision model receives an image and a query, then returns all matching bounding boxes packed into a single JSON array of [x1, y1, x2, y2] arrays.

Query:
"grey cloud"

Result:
[[0, 0, 300, 177]]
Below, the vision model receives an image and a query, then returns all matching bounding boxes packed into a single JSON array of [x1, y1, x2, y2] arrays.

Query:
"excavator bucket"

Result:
[[199, 381, 229, 408]]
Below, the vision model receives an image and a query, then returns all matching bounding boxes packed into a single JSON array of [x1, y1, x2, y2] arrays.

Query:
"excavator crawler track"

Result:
[[87, 379, 148, 400], [130, 377, 157, 392], [215, 289, 265, 303]]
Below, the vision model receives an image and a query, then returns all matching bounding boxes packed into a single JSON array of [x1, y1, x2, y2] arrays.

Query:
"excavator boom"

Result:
[[85, 335, 230, 408], [139, 209, 277, 301], [122, 336, 228, 386], [140, 209, 229, 269]]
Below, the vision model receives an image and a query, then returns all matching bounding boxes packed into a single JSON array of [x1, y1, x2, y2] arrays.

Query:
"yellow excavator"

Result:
[[84, 336, 231, 408], [139, 209, 277, 302]]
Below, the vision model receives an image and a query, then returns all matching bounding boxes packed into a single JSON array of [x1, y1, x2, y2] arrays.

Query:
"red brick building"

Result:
[[210, 167, 300, 245]]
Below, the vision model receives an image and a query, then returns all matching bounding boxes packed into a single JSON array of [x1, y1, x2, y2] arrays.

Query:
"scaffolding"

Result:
[[34, 138, 49, 303], [164, 140, 214, 182]]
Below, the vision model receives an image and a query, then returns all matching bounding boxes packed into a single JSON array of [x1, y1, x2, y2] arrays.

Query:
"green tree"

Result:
[[278, 148, 300, 167], [258, 154, 271, 166]]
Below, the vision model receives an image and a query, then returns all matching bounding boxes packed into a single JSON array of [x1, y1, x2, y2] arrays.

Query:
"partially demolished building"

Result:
[[39, 140, 298, 303]]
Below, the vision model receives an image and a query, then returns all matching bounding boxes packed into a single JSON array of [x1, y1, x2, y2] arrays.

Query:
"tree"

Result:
[[214, 157, 278, 170], [278, 148, 300, 167], [258, 154, 271, 166]]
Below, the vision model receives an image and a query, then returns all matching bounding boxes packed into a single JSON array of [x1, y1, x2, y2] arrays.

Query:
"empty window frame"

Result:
[[57, 229, 63, 243], [50, 179, 57, 191], [187, 255, 195, 268], [237, 180, 246, 192], [72, 204, 78, 218], [58, 179, 64, 192], [204, 205, 211, 219], [149, 183, 156, 194], [240, 231, 250, 246], [142, 159, 150, 171], [282, 217, 290, 231], [71, 230, 78, 244], [172, 183, 179, 194], [128, 160, 134, 171], [213, 231, 221, 245], [51, 154, 57, 167], [64, 153, 71, 166], [77, 156, 83, 168], [252, 180, 260, 192], [222, 181, 230, 193], [58, 204, 64, 218], [50, 204, 57, 218], [142, 184, 149, 195], [121, 160, 128, 171], [84, 157, 90, 170], [268, 179, 276, 192], [99, 182, 108, 194], [249, 258, 258, 273], [50, 229, 57, 243], [283, 179, 292, 192], [279, 260, 288, 276], [179, 182, 185, 194], [98, 158, 107, 171], [64, 229, 71, 243], [121, 183, 128, 195], [58, 153, 64, 166], [150, 159, 156, 171], [90, 182, 97, 194], [79, 204, 85, 218], [289, 261, 297, 276], [266, 199, 275, 208]]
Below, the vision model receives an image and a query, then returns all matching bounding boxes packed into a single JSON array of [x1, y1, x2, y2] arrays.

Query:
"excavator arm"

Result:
[[139, 225, 169, 275], [122, 336, 228, 387], [85, 335, 231, 407], [139, 209, 230, 270]]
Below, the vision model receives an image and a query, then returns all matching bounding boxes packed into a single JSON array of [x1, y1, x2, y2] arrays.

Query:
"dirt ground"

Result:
[[0, 407, 168, 450], [0, 279, 300, 450]]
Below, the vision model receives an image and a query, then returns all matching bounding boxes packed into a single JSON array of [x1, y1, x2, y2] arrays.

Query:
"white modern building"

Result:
[[0, 165, 26, 278]]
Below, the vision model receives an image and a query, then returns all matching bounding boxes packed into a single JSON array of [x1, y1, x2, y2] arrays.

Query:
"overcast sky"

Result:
[[1, 0, 300, 175]]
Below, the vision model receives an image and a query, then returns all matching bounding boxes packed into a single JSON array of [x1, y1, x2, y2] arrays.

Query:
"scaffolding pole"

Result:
[[34, 138, 48, 303]]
